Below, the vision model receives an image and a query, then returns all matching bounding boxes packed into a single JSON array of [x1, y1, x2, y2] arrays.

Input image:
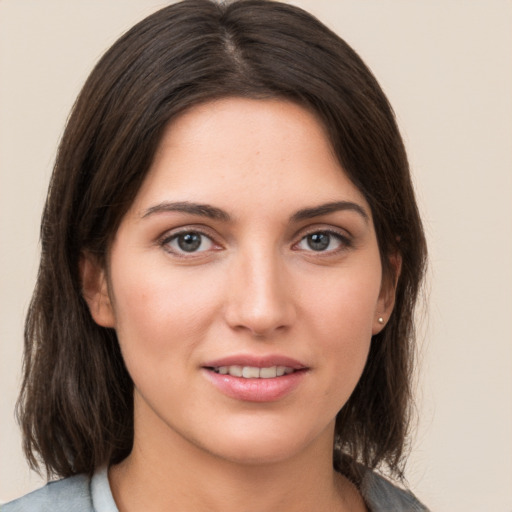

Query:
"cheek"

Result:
[[305, 263, 382, 335], [109, 262, 222, 364], [300, 264, 381, 392]]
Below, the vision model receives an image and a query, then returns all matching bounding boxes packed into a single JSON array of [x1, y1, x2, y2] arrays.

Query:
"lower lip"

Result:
[[202, 368, 307, 402]]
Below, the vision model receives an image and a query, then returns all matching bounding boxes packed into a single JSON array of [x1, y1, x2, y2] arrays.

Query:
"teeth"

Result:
[[259, 366, 277, 378], [229, 365, 242, 377], [213, 365, 295, 378], [242, 366, 260, 378]]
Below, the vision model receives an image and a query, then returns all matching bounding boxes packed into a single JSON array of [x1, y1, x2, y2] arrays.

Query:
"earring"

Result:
[[378, 317, 384, 324]]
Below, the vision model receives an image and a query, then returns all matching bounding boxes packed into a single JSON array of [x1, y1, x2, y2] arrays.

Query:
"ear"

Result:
[[372, 252, 402, 335], [79, 252, 116, 328]]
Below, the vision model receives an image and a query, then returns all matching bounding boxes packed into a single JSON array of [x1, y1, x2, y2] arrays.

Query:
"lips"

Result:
[[202, 355, 309, 402]]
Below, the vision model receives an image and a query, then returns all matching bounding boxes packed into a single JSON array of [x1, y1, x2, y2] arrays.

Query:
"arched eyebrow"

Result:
[[141, 201, 231, 222], [290, 201, 369, 223], [141, 200, 368, 224]]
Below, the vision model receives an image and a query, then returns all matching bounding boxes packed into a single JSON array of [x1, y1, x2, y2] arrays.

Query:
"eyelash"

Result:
[[293, 229, 352, 254], [158, 227, 352, 257], [159, 229, 218, 257]]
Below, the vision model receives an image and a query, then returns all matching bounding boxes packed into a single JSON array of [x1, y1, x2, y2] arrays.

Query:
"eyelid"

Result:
[[158, 225, 223, 257], [294, 223, 352, 242], [157, 223, 219, 241], [156, 223, 353, 256], [292, 226, 353, 253]]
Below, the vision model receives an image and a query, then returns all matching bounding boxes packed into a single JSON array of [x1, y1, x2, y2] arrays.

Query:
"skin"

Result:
[[82, 98, 397, 512]]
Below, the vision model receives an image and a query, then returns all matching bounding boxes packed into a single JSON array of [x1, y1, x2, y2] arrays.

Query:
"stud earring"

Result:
[[378, 317, 384, 324]]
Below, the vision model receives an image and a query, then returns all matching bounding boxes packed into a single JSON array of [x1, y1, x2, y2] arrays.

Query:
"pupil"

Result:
[[307, 233, 330, 251], [178, 233, 201, 252]]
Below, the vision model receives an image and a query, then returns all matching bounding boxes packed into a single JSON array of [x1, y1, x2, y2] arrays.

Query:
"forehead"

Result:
[[130, 97, 370, 219]]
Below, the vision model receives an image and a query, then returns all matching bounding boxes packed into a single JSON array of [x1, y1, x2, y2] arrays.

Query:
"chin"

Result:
[[208, 439, 305, 466], [195, 419, 330, 467]]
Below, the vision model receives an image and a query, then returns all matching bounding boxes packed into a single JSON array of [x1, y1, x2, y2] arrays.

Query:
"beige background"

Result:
[[1, 1, 511, 510]]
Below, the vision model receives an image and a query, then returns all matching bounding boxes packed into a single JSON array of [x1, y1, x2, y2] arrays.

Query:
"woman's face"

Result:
[[84, 98, 394, 466]]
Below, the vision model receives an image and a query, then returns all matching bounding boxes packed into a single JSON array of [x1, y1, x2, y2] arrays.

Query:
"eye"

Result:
[[163, 231, 215, 254], [296, 231, 348, 252]]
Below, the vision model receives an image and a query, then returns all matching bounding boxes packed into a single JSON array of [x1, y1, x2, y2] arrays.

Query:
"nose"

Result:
[[223, 247, 296, 338]]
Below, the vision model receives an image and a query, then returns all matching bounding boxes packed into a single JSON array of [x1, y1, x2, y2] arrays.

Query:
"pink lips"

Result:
[[201, 354, 308, 403]]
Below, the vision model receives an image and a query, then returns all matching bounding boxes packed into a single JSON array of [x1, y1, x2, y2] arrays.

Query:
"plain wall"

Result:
[[1, 1, 511, 510]]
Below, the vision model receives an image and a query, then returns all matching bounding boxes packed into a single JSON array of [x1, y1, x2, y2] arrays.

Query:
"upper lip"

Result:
[[202, 354, 308, 369]]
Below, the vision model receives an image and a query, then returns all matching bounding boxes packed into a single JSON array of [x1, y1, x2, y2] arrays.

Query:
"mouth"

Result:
[[201, 355, 309, 402], [208, 365, 297, 379]]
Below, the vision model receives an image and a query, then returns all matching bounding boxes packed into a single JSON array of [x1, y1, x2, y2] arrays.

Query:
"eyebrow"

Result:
[[141, 200, 369, 224], [290, 201, 369, 223], [141, 201, 232, 222]]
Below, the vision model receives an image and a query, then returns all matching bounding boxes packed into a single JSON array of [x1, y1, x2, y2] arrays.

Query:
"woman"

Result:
[[6, 0, 428, 510]]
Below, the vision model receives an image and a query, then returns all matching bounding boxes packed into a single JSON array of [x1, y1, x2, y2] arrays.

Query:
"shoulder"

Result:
[[1, 474, 93, 512], [360, 469, 430, 512]]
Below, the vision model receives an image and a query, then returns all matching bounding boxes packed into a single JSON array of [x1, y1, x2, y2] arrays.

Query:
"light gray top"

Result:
[[2, 466, 429, 511]]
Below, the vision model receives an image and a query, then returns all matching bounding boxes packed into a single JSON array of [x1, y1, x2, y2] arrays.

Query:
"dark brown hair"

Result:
[[18, 0, 427, 483]]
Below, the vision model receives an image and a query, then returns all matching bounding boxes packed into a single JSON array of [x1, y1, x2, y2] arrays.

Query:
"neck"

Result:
[[111, 450, 342, 512]]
